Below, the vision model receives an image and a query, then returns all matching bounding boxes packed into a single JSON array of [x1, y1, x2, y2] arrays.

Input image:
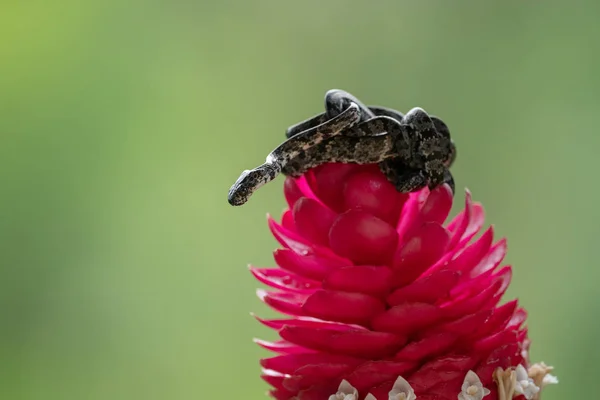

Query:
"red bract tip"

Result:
[[250, 163, 535, 400]]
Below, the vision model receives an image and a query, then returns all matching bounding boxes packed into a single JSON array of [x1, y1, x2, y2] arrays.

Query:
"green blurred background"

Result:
[[1, 1, 598, 399]]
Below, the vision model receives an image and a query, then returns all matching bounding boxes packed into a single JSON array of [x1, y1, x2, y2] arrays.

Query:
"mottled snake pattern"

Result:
[[228, 90, 456, 206]]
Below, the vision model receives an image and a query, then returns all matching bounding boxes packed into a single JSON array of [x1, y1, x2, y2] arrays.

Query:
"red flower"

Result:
[[250, 163, 531, 400]]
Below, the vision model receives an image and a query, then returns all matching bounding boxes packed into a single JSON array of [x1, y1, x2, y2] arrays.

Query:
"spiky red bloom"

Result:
[[251, 163, 530, 400]]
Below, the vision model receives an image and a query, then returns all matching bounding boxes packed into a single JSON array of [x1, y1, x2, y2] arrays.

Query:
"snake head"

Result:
[[227, 168, 268, 206], [228, 164, 278, 206], [228, 169, 255, 206]]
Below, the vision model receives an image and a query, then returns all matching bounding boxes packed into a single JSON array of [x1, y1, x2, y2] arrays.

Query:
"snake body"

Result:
[[283, 90, 456, 192], [282, 115, 406, 176]]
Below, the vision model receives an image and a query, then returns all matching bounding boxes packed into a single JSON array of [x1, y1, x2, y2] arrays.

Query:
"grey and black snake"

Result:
[[228, 89, 456, 206]]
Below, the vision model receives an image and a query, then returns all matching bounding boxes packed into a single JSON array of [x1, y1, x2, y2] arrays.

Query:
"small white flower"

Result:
[[365, 394, 378, 400], [389, 376, 416, 400], [329, 380, 359, 400], [542, 373, 559, 386], [514, 364, 540, 399], [527, 361, 558, 390], [458, 370, 490, 400]]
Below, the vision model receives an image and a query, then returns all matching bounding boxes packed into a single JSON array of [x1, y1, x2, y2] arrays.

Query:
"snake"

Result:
[[227, 90, 457, 206]]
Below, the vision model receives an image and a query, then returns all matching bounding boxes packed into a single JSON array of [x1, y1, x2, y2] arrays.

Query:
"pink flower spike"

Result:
[[243, 162, 554, 400]]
